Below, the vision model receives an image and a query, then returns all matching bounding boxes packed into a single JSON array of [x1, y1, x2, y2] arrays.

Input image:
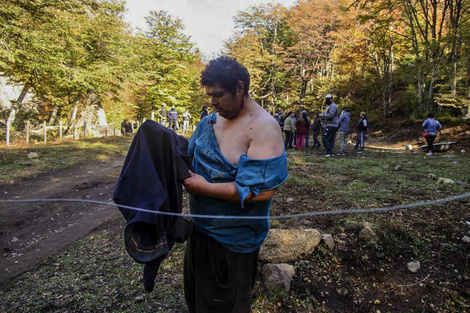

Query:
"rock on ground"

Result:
[[262, 263, 295, 292], [260, 228, 321, 263]]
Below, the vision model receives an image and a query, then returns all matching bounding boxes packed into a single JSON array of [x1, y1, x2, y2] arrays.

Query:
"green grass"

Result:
[[0, 137, 132, 184]]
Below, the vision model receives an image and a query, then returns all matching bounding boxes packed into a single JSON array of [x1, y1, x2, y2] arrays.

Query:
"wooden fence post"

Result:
[[72, 123, 76, 140], [25, 120, 30, 145], [43, 121, 47, 143], [131, 121, 135, 134], [6, 120, 10, 147], [59, 120, 62, 140]]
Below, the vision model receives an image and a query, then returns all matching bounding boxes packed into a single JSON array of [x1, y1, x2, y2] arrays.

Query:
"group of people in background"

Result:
[[121, 104, 209, 137], [124, 95, 441, 157], [279, 94, 369, 157], [157, 104, 194, 134]]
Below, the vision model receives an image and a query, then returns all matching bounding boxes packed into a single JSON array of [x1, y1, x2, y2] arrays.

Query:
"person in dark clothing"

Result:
[[354, 111, 368, 151], [168, 107, 179, 131], [121, 119, 132, 135], [199, 105, 208, 120], [312, 112, 321, 148]]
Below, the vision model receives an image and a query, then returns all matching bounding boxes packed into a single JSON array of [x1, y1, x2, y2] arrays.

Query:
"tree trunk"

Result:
[[451, 57, 457, 97], [7, 84, 30, 128], [417, 71, 424, 110], [382, 49, 393, 119], [299, 78, 308, 107], [68, 97, 80, 129], [49, 106, 58, 125], [427, 62, 437, 113]]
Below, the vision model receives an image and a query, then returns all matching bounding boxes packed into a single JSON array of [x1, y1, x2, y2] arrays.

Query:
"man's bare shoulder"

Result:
[[247, 106, 284, 159], [250, 105, 279, 128]]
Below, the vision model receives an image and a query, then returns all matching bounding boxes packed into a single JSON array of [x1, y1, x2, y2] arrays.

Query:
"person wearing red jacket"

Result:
[[295, 111, 310, 150]]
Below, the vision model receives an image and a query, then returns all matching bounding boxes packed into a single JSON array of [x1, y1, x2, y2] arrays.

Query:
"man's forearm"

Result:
[[195, 181, 275, 203]]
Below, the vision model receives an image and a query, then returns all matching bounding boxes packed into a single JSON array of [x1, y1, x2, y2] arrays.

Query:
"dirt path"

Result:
[[0, 157, 124, 286]]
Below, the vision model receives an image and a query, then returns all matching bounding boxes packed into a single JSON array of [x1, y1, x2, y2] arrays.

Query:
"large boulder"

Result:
[[260, 228, 321, 263]]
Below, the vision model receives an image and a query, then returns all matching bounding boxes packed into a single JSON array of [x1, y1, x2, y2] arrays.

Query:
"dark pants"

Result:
[[322, 126, 338, 155], [425, 135, 437, 152], [305, 131, 310, 148], [184, 227, 259, 313], [354, 131, 367, 150], [284, 131, 294, 149], [313, 130, 321, 147]]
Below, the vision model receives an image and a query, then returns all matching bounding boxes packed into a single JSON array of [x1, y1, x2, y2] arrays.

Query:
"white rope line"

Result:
[[0, 191, 469, 220]]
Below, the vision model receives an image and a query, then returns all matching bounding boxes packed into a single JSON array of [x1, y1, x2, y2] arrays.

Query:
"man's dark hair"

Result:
[[325, 99, 332, 105], [427, 113, 434, 118], [201, 56, 250, 96]]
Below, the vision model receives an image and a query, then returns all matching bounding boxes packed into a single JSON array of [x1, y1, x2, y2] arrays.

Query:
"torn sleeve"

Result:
[[235, 152, 288, 208]]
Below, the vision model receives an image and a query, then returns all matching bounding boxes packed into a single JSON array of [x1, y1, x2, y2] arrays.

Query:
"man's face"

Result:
[[205, 84, 242, 119]]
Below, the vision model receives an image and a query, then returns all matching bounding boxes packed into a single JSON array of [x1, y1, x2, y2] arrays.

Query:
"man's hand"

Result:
[[183, 171, 208, 195]]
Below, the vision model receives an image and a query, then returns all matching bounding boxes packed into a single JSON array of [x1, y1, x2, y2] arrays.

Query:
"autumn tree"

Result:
[[228, 3, 292, 113], [281, 0, 345, 109]]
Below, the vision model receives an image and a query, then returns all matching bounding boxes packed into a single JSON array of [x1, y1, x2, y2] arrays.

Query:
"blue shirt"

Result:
[[188, 113, 288, 253], [422, 118, 442, 133], [338, 111, 351, 133]]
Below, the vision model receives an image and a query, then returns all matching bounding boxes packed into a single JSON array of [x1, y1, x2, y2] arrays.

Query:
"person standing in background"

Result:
[[320, 94, 339, 157], [121, 119, 132, 136], [183, 109, 191, 134], [354, 111, 368, 152], [302, 111, 311, 148], [337, 107, 351, 155], [312, 113, 321, 148], [200, 105, 208, 120], [283, 111, 295, 150], [159, 104, 167, 127], [295, 111, 309, 151], [168, 107, 179, 131], [422, 113, 442, 156]]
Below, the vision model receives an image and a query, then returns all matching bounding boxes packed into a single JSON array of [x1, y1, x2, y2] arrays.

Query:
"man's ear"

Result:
[[237, 81, 244, 95]]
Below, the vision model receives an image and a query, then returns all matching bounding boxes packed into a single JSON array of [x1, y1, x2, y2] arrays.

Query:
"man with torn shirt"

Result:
[[183, 56, 288, 313]]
